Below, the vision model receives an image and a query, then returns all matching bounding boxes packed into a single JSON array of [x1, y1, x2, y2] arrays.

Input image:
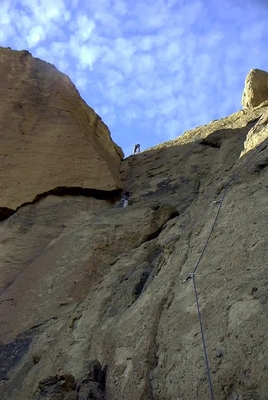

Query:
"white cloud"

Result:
[[0, 25, 15, 42], [50, 42, 68, 58], [18, 12, 33, 31], [57, 59, 70, 73], [105, 69, 125, 87], [26, 26, 45, 47], [97, 104, 117, 126], [79, 46, 101, 70], [124, 109, 139, 125], [133, 87, 147, 101], [138, 36, 153, 52], [0, 1, 11, 24], [23, 0, 68, 23], [0, 1, 17, 41], [75, 76, 89, 90], [74, 15, 96, 41], [114, 37, 136, 58]]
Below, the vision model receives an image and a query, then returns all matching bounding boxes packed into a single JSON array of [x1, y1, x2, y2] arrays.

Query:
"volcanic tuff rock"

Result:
[[240, 107, 268, 157], [36, 360, 106, 400], [242, 68, 268, 109], [1, 53, 268, 400], [0, 47, 123, 218]]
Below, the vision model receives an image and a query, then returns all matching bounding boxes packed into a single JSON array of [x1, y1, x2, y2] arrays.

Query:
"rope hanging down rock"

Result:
[[182, 141, 265, 400], [192, 273, 215, 400]]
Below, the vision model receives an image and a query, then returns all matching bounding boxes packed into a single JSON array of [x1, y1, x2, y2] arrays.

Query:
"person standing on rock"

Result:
[[133, 144, 140, 154], [120, 191, 132, 207]]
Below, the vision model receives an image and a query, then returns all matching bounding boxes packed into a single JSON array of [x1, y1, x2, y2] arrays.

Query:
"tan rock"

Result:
[[240, 108, 268, 157], [0, 200, 178, 341], [242, 68, 268, 109], [0, 47, 123, 214]]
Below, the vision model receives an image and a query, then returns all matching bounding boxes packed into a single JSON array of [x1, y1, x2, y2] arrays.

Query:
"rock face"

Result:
[[1, 62, 268, 400], [240, 108, 268, 157], [35, 360, 106, 400], [0, 47, 123, 217], [0, 199, 178, 340], [242, 68, 268, 108]]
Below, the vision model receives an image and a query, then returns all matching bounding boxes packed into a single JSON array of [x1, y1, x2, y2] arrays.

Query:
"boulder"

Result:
[[242, 68, 268, 109], [0, 47, 123, 214]]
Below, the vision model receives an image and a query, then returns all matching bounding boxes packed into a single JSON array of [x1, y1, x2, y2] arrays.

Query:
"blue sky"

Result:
[[1, 0, 268, 157]]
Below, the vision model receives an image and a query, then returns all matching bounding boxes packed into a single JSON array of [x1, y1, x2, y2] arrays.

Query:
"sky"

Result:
[[0, 0, 268, 157]]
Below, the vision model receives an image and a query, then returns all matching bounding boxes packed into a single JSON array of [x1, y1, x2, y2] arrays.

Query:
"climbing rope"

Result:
[[192, 273, 214, 400], [182, 140, 266, 399]]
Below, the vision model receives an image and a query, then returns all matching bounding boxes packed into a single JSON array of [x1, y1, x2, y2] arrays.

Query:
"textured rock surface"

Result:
[[0, 47, 123, 215], [35, 360, 106, 400], [240, 108, 268, 156], [1, 67, 268, 400], [242, 68, 268, 109], [0, 199, 177, 341]]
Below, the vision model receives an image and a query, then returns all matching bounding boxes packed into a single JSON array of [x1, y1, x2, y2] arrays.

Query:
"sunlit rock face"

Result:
[[242, 68, 268, 109], [0, 47, 123, 217], [1, 59, 268, 400], [240, 108, 268, 157]]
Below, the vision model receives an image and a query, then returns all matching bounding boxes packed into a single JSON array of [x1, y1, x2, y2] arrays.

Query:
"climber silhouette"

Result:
[[133, 144, 140, 154], [120, 191, 132, 207]]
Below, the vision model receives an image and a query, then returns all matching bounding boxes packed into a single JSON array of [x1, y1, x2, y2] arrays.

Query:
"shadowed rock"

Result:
[[35, 360, 106, 400], [76, 360, 106, 400], [37, 374, 77, 400]]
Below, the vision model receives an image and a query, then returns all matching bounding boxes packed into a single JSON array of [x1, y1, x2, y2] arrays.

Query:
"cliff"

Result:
[[0, 47, 123, 220], [0, 50, 268, 400]]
